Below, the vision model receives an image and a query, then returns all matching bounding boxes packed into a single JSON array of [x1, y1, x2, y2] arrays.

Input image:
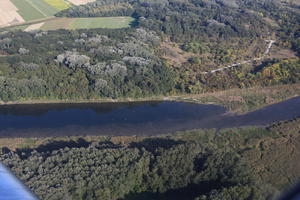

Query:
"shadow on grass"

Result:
[[15, 138, 91, 159], [252, 59, 279, 74], [35, 138, 90, 152], [123, 180, 227, 200], [129, 138, 185, 154]]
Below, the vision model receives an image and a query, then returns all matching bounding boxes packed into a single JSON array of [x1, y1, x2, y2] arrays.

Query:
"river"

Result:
[[0, 96, 299, 137]]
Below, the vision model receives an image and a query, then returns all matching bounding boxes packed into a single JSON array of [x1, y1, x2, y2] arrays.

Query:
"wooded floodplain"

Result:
[[1, 118, 300, 200]]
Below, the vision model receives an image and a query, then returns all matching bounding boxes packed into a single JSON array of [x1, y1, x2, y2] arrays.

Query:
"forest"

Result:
[[0, 0, 299, 102], [0, 28, 175, 101], [1, 117, 300, 200]]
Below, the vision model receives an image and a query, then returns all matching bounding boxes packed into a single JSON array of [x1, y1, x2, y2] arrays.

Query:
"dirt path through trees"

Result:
[[204, 40, 276, 74]]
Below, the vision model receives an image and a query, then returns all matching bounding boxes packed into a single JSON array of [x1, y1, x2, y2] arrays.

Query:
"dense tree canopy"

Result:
[[2, 118, 300, 200], [0, 28, 175, 101]]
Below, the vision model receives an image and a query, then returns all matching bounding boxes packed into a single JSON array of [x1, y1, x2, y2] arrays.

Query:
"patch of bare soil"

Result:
[[269, 45, 298, 59], [0, 0, 25, 27]]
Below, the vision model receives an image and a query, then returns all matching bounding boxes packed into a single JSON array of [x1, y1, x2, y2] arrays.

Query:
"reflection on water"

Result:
[[0, 96, 299, 137]]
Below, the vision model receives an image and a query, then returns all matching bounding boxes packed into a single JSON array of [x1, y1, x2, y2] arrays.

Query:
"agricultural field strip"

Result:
[[1, 0, 64, 29], [10, 0, 44, 21], [204, 40, 276, 74], [44, 0, 70, 10], [67, 17, 132, 29], [18, 16, 134, 31], [27, 0, 59, 15], [22, 0, 48, 17], [0, 16, 56, 32]]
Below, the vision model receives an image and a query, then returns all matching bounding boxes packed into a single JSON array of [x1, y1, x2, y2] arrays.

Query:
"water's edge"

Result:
[[0, 96, 299, 138]]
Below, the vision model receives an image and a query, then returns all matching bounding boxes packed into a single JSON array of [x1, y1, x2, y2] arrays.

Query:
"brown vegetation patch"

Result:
[[175, 83, 300, 113], [269, 46, 297, 60], [243, 120, 300, 190], [227, 96, 246, 103], [159, 42, 195, 66]]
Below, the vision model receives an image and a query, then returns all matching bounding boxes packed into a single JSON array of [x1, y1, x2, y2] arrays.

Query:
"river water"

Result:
[[0, 96, 299, 137]]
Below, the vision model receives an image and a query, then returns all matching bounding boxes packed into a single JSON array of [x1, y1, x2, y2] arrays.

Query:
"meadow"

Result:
[[44, 0, 70, 10], [8, 16, 134, 31], [67, 17, 134, 29]]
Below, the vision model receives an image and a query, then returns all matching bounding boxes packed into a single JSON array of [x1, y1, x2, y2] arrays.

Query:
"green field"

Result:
[[10, 0, 68, 22], [39, 17, 134, 30], [10, 0, 46, 21], [5, 0, 132, 30], [44, 0, 71, 10], [68, 17, 134, 29], [40, 17, 73, 30], [0, 17, 134, 32], [26, 0, 58, 15]]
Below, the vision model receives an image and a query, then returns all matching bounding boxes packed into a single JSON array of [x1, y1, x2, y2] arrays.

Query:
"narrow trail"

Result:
[[203, 40, 276, 74]]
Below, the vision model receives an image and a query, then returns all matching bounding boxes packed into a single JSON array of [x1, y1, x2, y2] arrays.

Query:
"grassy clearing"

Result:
[[68, 17, 134, 29], [39, 16, 134, 30], [40, 17, 74, 30], [0, 16, 134, 31], [43, 0, 71, 11], [10, 0, 45, 21]]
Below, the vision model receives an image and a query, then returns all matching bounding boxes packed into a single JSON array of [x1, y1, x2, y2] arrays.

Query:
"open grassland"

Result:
[[44, 0, 71, 10], [40, 16, 134, 30], [40, 17, 74, 30], [1, 16, 133, 32], [68, 17, 134, 29]]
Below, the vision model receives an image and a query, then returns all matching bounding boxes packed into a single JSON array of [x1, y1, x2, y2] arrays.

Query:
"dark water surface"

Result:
[[0, 96, 299, 137]]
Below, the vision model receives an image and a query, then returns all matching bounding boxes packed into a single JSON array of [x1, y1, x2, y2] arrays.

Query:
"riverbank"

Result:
[[1, 116, 299, 150], [0, 95, 299, 138], [171, 83, 300, 113], [1, 118, 300, 200], [1, 83, 299, 114]]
